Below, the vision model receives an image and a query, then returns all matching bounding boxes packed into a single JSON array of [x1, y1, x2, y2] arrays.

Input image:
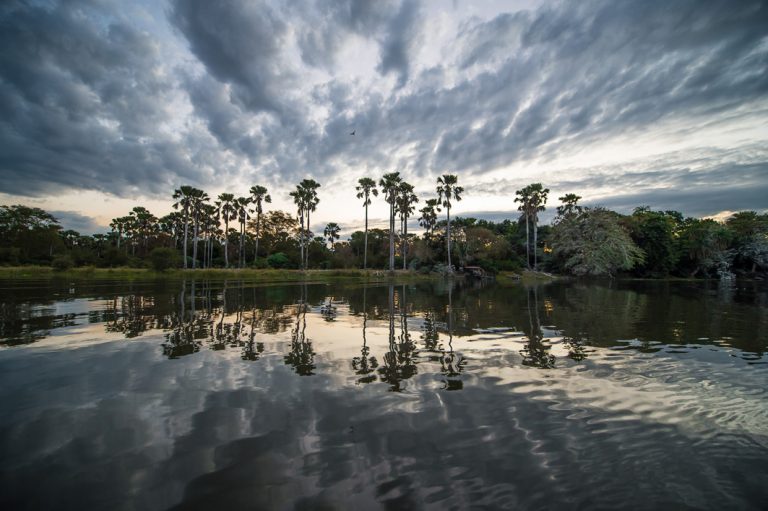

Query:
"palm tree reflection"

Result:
[[284, 283, 316, 376], [520, 286, 555, 369], [352, 286, 378, 384]]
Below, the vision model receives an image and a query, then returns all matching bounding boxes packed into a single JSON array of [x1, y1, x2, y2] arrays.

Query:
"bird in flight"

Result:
[[350, 130, 355, 136]]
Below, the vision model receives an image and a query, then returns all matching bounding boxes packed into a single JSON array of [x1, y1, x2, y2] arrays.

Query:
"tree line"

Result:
[[0, 177, 766, 278]]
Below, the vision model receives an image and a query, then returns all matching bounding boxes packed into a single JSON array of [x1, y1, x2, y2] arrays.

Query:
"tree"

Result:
[[549, 208, 644, 276], [324, 222, 341, 251], [556, 193, 582, 221], [624, 207, 682, 277], [356, 177, 378, 269], [290, 187, 308, 269], [515, 183, 549, 270], [128, 206, 158, 256], [216, 193, 237, 268], [235, 196, 251, 268], [189, 188, 209, 269], [249, 185, 271, 266], [172, 185, 196, 269], [300, 179, 321, 269], [436, 174, 463, 270], [396, 181, 418, 269], [379, 172, 402, 271], [418, 199, 441, 239]]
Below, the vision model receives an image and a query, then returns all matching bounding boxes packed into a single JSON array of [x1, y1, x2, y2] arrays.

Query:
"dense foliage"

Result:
[[0, 182, 765, 279]]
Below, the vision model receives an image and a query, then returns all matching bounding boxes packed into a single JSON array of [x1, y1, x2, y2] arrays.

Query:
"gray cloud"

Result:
[[50, 210, 106, 234], [0, 0, 766, 219]]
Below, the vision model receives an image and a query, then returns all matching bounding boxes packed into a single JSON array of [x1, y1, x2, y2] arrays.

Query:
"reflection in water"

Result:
[[0, 278, 767, 509]]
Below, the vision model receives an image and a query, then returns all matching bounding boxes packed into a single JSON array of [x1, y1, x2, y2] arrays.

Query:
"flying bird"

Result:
[[350, 130, 355, 136]]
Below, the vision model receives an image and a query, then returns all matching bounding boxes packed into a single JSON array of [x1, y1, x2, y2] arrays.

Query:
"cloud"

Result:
[[0, 0, 765, 221], [50, 210, 106, 234]]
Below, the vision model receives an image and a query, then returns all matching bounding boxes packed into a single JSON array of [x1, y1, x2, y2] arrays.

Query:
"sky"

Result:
[[0, 0, 767, 235]]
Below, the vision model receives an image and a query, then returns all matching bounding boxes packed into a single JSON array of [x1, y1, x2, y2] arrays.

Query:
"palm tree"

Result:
[[290, 186, 308, 270], [379, 172, 402, 271], [190, 188, 209, 269], [109, 216, 132, 250], [216, 193, 237, 268], [324, 222, 341, 251], [300, 179, 321, 269], [436, 174, 463, 270], [396, 182, 418, 269], [418, 199, 441, 239], [515, 183, 549, 269], [356, 177, 378, 269], [172, 185, 196, 268], [235, 196, 251, 268], [129, 206, 157, 255], [249, 185, 271, 265]]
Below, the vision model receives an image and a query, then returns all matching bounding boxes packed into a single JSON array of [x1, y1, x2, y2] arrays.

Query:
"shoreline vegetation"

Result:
[[1, 176, 766, 280]]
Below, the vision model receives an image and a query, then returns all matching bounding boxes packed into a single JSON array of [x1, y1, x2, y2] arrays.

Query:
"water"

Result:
[[0, 278, 766, 510]]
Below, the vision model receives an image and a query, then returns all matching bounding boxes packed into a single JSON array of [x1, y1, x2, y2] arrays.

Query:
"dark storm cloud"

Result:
[[0, 0, 210, 197], [0, 0, 766, 215]]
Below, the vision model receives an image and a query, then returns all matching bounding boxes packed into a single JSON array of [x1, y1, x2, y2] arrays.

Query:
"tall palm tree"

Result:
[[556, 193, 582, 220], [190, 188, 209, 269], [418, 199, 441, 239], [515, 183, 549, 270], [356, 177, 378, 270], [324, 222, 341, 251], [216, 193, 237, 268], [109, 215, 132, 250], [436, 174, 463, 270], [515, 186, 533, 269], [249, 185, 271, 265], [379, 172, 402, 271], [300, 179, 321, 269], [529, 184, 549, 270], [172, 185, 196, 269], [396, 182, 418, 269], [235, 196, 251, 268], [290, 186, 308, 270], [129, 206, 157, 255], [200, 203, 218, 268]]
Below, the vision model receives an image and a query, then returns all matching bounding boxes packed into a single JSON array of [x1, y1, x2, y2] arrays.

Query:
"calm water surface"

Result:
[[0, 278, 766, 510]]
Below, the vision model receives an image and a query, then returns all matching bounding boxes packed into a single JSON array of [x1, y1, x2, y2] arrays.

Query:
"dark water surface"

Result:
[[0, 278, 766, 510]]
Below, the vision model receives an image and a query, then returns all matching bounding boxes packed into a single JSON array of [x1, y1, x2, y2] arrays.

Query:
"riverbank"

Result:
[[0, 266, 443, 283]]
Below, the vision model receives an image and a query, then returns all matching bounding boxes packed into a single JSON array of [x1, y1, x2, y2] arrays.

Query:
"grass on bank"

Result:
[[0, 265, 445, 283]]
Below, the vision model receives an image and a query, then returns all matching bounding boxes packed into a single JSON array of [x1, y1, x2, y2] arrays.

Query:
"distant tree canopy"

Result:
[[1, 179, 765, 278]]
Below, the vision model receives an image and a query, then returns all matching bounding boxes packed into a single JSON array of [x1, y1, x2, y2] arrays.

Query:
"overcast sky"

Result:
[[1, 0, 766, 234]]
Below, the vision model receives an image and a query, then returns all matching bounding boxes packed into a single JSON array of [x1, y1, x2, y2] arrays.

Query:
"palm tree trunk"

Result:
[[389, 203, 395, 271], [403, 213, 408, 270], [183, 207, 189, 269], [306, 211, 311, 270], [533, 214, 538, 270], [525, 214, 530, 269], [239, 221, 245, 268], [446, 206, 452, 269], [253, 214, 261, 266], [192, 215, 199, 269], [364, 204, 369, 270], [299, 212, 305, 271], [224, 219, 229, 268]]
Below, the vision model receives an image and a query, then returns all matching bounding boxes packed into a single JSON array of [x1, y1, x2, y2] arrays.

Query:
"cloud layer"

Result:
[[0, 0, 766, 223]]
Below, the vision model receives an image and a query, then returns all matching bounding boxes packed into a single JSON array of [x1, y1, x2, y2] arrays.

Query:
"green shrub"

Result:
[[267, 252, 290, 269], [51, 255, 74, 271], [149, 248, 180, 271]]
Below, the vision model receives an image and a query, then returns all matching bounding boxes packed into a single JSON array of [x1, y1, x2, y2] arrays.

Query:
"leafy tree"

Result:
[[624, 207, 682, 277], [355, 177, 378, 269], [549, 208, 644, 276], [149, 247, 180, 271], [556, 193, 582, 221], [418, 198, 441, 239], [436, 174, 463, 270], [324, 222, 341, 251]]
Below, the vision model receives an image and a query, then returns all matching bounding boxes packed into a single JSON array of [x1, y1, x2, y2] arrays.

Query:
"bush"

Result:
[[0, 247, 21, 265], [267, 252, 290, 269], [51, 255, 74, 271], [149, 248, 180, 271]]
